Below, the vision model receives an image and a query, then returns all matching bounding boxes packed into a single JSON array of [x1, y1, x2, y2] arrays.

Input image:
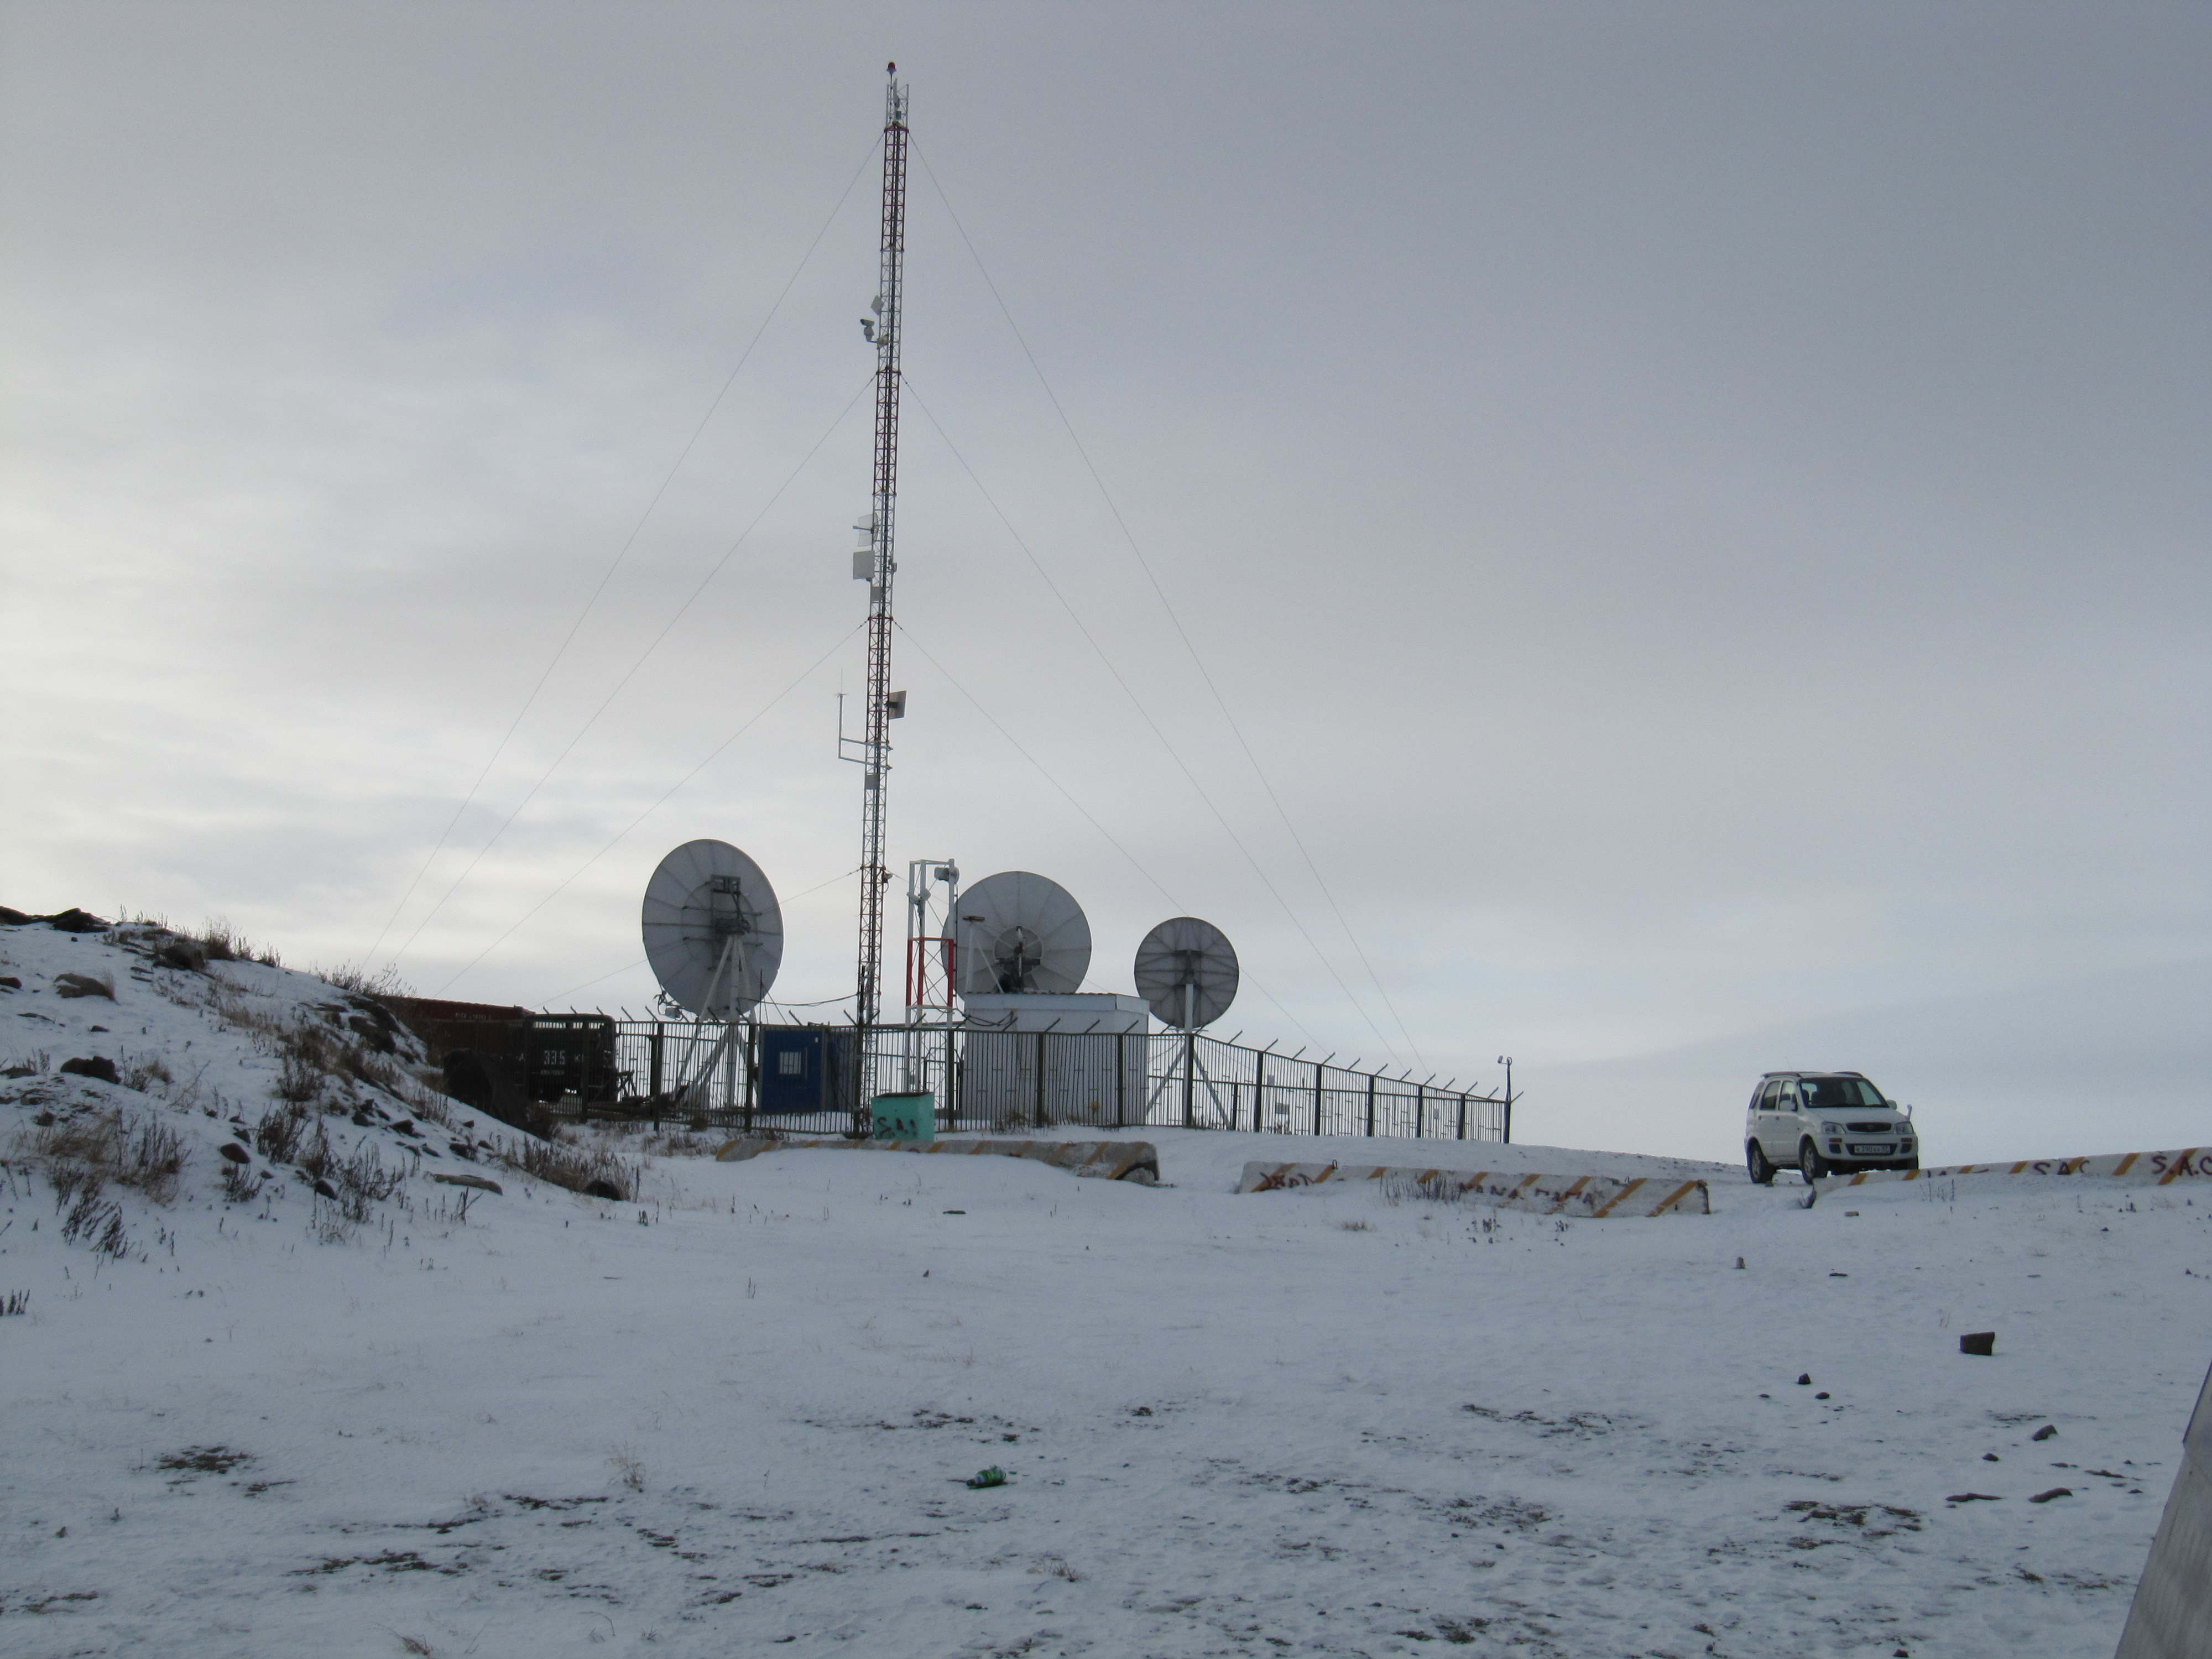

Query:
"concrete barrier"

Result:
[[2114, 1356, 2212, 1659], [1819, 1147, 2209, 1194], [1237, 1162, 1710, 1218], [715, 1135, 1160, 1183]]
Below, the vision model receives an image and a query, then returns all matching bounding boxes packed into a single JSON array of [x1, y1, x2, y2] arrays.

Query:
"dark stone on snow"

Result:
[[218, 1142, 252, 1165], [54, 972, 115, 1000], [583, 1179, 623, 1200], [2027, 1487, 2072, 1504], [1959, 1332, 1996, 1357], [1796, 1374, 1813, 1386], [0, 977, 20, 990], [42, 909, 111, 934], [59, 1055, 121, 1084], [154, 938, 207, 972], [3, 1063, 34, 1078], [2031, 1423, 2057, 1441], [390, 1119, 420, 1137], [346, 1013, 394, 1053], [313, 1178, 338, 1199]]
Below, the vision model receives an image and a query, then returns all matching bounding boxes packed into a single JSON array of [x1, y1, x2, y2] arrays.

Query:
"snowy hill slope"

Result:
[[3, 916, 2208, 1658]]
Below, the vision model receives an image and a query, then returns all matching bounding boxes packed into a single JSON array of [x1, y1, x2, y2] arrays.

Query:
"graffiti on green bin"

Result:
[[871, 1092, 935, 1142]]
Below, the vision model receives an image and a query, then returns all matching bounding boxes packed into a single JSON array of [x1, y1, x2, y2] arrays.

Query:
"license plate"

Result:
[[1849, 1143, 1892, 1156]]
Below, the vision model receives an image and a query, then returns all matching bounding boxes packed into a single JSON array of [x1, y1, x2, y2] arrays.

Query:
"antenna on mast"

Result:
[[852, 63, 908, 1064]]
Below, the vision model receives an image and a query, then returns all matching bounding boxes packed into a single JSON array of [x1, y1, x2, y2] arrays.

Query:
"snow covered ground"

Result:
[[4, 920, 2208, 1658]]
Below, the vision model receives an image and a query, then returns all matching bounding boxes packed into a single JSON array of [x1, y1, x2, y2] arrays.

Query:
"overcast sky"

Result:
[[3, 3, 2205, 1154]]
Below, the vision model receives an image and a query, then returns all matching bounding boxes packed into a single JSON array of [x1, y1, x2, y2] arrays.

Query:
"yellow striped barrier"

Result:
[[1237, 1161, 1709, 1217], [1818, 1147, 2209, 1192]]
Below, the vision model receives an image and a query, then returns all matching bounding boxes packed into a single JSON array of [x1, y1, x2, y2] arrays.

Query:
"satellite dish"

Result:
[[954, 872, 1091, 996], [1133, 916, 1239, 1029], [641, 839, 784, 1018]]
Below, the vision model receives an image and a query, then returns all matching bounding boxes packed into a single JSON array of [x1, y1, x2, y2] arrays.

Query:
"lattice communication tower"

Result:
[[853, 64, 908, 1039]]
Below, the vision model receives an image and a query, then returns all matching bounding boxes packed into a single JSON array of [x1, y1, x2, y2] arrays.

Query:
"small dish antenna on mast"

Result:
[[641, 839, 784, 1019], [953, 872, 1092, 995], [1133, 916, 1239, 1029]]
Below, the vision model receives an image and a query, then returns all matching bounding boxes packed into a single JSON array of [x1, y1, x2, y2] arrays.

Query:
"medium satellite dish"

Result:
[[954, 872, 1091, 996], [641, 839, 784, 1018], [1134, 916, 1239, 1029]]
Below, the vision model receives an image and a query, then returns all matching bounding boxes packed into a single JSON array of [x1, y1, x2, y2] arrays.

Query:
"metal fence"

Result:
[[602, 1021, 1508, 1144]]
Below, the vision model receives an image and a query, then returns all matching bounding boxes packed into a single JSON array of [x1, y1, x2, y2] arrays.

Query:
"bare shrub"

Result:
[[316, 961, 411, 999], [2, 1291, 28, 1316], [274, 1022, 342, 1106], [255, 1102, 308, 1164], [607, 1448, 645, 1492], [295, 1120, 335, 1184], [322, 1141, 405, 1223], [221, 1159, 259, 1204]]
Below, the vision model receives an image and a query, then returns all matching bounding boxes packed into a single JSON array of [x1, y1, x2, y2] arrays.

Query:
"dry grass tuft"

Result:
[[24, 1108, 187, 1206], [198, 917, 281, 968], [496, 1130, 638, 1201]]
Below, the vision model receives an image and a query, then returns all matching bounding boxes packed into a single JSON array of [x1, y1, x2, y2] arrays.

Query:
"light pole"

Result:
[[1496, 1055, 1514, 1144]]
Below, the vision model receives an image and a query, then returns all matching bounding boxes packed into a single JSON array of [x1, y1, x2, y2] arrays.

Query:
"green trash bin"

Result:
[[870, 1091, 935, 1142]]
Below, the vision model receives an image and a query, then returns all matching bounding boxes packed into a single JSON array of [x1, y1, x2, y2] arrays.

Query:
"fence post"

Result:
[[1312, 1060, 1323, 1136], [1457, 1094, 1467, 1140], [1114, 1026, 1125, 1128], [1035, 1030, 1048, 1127], [1183, 1031, 1196, 1129], [648, 1022, 664, 1122], [745, 1021, 758, 1130], [1365, 1074, 1375, 1137], [1416, 1082, 1425, 1140]]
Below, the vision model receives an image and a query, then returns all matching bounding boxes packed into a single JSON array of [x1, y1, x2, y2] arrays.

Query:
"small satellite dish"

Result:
[[954, 872, 1091, 995], [641, 839, 784, 1018], [1133, 916, 1239, 1029]]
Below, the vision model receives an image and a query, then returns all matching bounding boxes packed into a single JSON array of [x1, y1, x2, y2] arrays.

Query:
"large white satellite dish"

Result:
[[954, 871, 1091, 995], [641, 839, 784, 1018], [1133, 916, 1239, 1029]]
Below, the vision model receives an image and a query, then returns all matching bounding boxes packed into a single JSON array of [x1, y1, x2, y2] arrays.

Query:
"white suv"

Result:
[[1745, 1071, 1918, 1185]]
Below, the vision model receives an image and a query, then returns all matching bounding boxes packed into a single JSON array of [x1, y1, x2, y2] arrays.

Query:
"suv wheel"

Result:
[[1798, 1140, 1829, 1184], [1746, 1142, 1776, 1186]]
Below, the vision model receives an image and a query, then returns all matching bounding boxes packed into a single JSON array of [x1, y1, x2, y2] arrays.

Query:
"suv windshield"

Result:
[[1795, 1076, 1887, 1110]]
